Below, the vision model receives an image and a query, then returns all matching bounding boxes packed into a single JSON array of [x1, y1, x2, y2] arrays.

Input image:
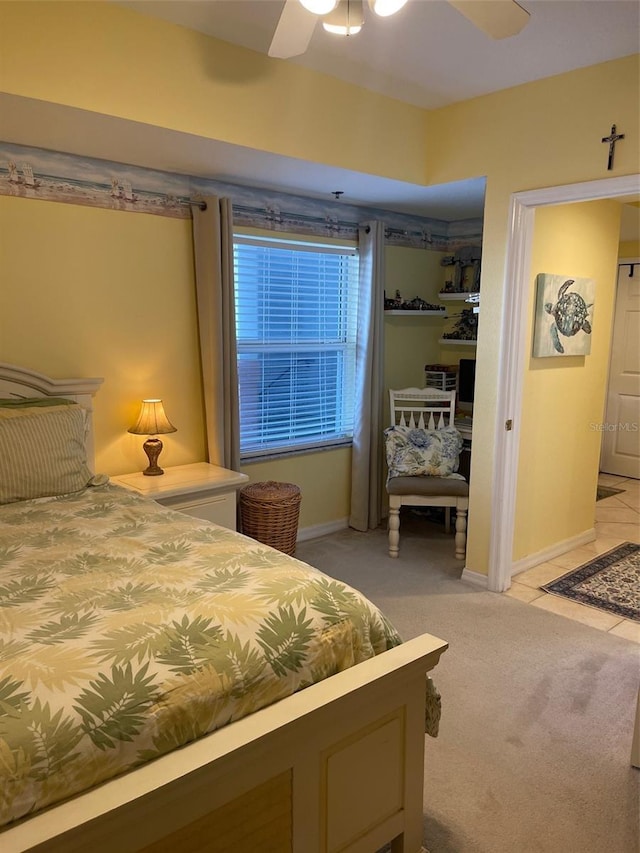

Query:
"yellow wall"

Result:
[[513, 200, 622, 560], [1, 0, 638, 571], [242, 448, 352, 531], [426, 56, 639, 188], [0, 1, 427, 185], [426, 54, 639, 573], [619, 241, 640, 257], [0, 201, 432, 531], [619, 200, 640, 257], [0, 197, 205, 475], [383, 246, 447, 396]]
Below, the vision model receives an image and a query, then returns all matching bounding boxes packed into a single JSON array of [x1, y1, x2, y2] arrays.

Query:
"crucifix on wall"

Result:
[[601, 124, 625, 170]]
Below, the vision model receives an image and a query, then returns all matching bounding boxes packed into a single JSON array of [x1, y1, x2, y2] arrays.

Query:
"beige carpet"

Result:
[[296, 513, 640, 853]]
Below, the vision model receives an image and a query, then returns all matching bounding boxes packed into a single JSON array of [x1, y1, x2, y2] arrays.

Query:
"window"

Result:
[[234, 235, 359, 459]]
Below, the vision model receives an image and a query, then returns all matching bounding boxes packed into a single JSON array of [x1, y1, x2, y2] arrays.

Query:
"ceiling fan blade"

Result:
[[269, 0, 318, 58], [448, 0, 531, 40]]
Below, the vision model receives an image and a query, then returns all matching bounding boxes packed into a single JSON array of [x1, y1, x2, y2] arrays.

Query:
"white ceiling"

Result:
[[120, 0, 640, 109], [4, 2, 639, 223]]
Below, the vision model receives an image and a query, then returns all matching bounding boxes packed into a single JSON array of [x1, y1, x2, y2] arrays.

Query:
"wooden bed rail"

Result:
[[2, 633, 447, 853]]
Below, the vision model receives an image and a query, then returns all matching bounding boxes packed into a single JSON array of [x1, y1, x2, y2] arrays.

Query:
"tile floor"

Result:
[[507, 473, 640, 643]]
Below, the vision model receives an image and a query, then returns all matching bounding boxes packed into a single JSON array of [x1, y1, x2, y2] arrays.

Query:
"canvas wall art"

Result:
[[533, 273, 595, 357]]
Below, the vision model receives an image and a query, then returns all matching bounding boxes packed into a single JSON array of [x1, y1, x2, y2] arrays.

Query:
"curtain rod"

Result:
[[187, 198, 368, 230], [187, 199, 436, 242], [185, 198, 354, 226], [232, 203, 359, 230]]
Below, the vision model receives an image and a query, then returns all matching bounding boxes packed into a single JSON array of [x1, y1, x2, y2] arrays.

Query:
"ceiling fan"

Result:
[[268, 0, 531, 59]]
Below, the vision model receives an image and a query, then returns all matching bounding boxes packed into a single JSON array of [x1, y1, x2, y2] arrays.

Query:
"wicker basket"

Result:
[[239, 481, 302, 556]]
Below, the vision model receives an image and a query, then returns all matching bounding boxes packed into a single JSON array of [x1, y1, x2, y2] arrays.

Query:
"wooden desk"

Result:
[[454, 418, 473, 443]]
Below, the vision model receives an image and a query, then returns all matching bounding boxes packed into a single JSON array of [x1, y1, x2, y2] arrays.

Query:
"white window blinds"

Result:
[[234, 236, 359, 458]]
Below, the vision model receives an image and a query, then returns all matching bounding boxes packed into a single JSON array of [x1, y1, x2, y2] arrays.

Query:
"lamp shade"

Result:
[[128, 399, 177, 437]]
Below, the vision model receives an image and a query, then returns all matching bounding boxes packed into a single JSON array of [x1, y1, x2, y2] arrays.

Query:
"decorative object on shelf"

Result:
[[128, 399, 177, 476], [438, 290, 479, 301], [465, 292, 480, 314], [438, 291, 480, 317], [425, 364, 457, 391], [440, 246, 481, 294], [533, 273, 594, 357], [384, 289, 445, 312], [441, 308, 479, 341]]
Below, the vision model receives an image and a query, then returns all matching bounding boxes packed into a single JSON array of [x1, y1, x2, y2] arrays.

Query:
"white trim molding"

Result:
[[489, 173, 640, 594], [461, 568, 489, 588], [509, 528, 597, 579], [297, 518, 349, 543]]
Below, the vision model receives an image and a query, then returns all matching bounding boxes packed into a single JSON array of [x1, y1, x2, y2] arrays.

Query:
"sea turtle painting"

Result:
[[543, 278, 593, 354]]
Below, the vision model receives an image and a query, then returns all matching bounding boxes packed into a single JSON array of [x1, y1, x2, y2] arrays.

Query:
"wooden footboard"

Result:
[[2, 634, 447, 853]]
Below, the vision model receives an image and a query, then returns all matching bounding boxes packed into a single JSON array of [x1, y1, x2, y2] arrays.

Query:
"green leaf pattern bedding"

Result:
[[0, 485, 438, 828]]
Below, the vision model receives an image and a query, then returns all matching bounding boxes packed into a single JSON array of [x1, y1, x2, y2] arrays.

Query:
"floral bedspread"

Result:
[[0, 485, 439, 828]]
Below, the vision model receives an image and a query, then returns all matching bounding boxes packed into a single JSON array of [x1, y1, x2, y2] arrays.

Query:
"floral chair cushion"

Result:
[[384, 425, 463, 480]]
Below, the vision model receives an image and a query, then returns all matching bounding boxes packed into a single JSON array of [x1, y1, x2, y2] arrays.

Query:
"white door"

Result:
[[600, 262, 640, 478]]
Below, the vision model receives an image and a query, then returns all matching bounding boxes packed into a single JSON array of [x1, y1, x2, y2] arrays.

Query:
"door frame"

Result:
[[488, 173, 640, 593]]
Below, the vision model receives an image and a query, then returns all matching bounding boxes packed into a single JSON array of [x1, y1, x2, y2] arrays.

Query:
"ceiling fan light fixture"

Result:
[[322, 0, 364, 35], [367, 0, 408, 17], [299, 0, 338, 14]]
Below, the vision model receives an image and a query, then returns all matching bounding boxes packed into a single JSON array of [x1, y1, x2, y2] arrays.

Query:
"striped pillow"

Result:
[[0, 404, 92, 504]]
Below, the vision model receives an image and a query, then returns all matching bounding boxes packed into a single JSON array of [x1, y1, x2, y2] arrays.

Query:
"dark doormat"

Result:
[[596, 485, 625, 501], [542, 542, 640, 622]]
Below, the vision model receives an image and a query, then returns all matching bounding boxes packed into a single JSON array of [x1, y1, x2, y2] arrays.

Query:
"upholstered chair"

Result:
[[385, 388, 469, 561]]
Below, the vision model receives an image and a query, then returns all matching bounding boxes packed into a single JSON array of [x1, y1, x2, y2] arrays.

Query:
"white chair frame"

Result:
[[387, 388, 469, 561]]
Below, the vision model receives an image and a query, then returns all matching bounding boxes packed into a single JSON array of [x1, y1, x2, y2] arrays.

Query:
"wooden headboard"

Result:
[[0, 363, 104, 471]]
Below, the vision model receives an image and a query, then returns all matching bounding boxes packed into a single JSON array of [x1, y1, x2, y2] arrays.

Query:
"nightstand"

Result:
[[111, 462, 249, 530]]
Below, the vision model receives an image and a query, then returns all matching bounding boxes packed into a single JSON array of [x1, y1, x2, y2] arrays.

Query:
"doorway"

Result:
[[600, 260, 640, 479], [488, 174, 640, 593]]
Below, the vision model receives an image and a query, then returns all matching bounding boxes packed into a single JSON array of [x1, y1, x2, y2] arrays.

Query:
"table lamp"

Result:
[[128, 399, 177, 476]]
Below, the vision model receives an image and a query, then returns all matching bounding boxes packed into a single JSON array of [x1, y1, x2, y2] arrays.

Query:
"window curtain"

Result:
[[349, 221, 386, 531], [192, 197, 240, 472]]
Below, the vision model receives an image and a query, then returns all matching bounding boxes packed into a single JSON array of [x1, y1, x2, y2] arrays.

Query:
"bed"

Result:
[[0, 363, 448, 853]]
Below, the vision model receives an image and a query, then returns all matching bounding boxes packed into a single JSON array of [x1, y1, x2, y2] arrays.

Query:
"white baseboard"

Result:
[[461, 568, 489, 588], [510, 528, 597, 578], [297, 518, 349, 543]]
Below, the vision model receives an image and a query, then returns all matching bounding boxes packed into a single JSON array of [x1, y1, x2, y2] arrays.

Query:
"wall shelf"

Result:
[[439, 338, 477, 346], [385, 310, 447, 316], [438, 292, 480, 301]]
